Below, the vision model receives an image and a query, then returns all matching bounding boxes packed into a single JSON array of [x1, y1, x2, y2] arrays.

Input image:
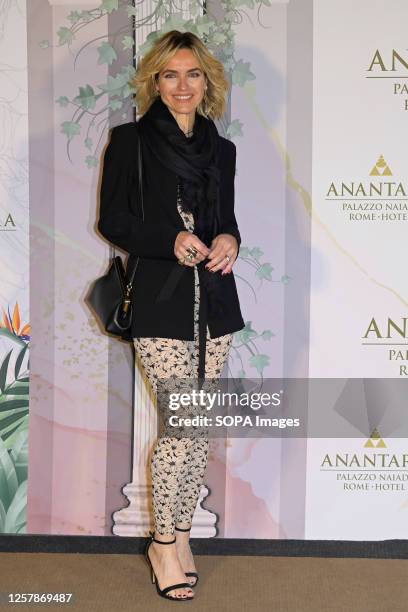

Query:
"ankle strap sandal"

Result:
[[144, 531, 194, 601]]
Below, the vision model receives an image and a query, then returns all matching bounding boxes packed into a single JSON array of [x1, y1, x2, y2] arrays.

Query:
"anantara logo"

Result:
[[321, 429, 408, 492], [326, 155, 408, 222]]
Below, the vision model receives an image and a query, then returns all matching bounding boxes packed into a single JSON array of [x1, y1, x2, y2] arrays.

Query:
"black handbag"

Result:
[[87, 130, 144, 342]]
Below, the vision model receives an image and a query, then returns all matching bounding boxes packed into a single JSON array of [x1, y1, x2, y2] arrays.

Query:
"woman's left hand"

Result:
[[205, 233, 238, 275]]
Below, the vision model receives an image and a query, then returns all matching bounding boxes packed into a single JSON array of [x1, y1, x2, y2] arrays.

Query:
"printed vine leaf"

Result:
[[256, 263, 273, 281], [261, 330, 275, 340], [86, 155, 98, 169], [249, 354, 270, 374], [122, 83, 136, 98], [67, 11, 82, 24], [98, 66, 135, 97], [74, 85, 96, 110], [122, 36, 133, 51], [61, 121, 81, 141], [250, 247, 264, 261], [234, 321, 257, 344], [98, 74, 126, 96], [57, 27, 75, 46], [232, 59, 256, 87], [56, 96, 69, 108], [97, 41, 118, 66]]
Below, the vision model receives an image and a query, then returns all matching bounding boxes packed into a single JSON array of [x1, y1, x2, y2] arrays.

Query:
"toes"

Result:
[[172, 589, 192, 599]]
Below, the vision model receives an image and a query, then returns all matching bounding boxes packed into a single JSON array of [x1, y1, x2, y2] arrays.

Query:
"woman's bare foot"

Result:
[[175, 526, 198, 587], [148, 535, 194, 599]]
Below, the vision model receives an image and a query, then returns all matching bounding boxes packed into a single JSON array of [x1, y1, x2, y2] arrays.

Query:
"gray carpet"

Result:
[[0, 552, 407, 611]]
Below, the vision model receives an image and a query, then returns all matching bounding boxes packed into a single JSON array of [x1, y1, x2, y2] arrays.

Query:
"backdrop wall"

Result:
[[0, 0, 406, 541]]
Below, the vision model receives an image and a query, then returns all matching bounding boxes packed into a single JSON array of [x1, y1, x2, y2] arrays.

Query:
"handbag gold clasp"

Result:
[[122, 283, 132, 314]]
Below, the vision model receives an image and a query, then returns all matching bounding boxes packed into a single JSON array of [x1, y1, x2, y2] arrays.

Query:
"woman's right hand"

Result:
[[174, 231, 210, 266]]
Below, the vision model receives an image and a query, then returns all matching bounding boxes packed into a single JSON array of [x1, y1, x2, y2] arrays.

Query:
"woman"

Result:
[[98, 30, 244, 601]]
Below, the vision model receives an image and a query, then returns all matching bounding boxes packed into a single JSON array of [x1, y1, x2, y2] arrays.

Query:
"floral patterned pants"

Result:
[[134, 327, 232, 535]]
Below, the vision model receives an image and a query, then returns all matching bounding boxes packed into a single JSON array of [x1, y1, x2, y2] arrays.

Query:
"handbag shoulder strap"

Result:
[[125, 127, 143, 285]]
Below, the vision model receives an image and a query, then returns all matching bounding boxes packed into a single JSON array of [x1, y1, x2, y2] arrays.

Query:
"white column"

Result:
[[113, 352, 158, 536]]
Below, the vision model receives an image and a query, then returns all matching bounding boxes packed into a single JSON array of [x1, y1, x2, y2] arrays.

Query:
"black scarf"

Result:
[[138, 96, 228, 382], [139, 95, 221, 246]]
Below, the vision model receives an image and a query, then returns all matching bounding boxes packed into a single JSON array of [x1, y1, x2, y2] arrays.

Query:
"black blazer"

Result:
[[98, 121, 245, 340]]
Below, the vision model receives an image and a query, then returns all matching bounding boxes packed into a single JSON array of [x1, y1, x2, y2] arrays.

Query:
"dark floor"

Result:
[[0, 552, 407, 611]]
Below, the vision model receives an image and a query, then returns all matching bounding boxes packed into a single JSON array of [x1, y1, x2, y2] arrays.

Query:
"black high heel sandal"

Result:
[[144, 531, 194, 601], [175, 526, 199, 587]]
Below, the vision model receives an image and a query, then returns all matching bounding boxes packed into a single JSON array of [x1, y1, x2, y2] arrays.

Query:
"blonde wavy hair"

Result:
[[131, 30, 230, 120]]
